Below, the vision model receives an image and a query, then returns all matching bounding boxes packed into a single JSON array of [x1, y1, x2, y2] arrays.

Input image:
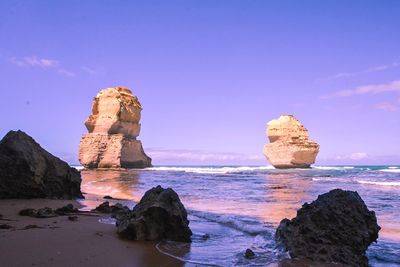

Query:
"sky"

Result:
[[0, 0, 399, 165]]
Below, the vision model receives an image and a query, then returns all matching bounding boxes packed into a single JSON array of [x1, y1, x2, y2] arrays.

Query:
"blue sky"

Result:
[[0, 0, 399, 165]]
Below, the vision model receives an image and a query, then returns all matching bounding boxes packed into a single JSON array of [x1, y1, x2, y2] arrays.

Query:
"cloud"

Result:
[[57, 69, 76, 77], [146, 148, 265, 165], [373, 102, 399, 112], [335, 152, 368, 161], [321, 80, 400, 99], [81, 66, 97, 75], [9, 56, 59, 68], [9, 55, 77, 77], [318, 61, 400, 82]]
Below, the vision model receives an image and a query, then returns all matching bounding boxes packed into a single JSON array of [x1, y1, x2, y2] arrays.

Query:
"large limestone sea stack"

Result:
[[79, 87, 152, 168], [263, 115, 319, 168]]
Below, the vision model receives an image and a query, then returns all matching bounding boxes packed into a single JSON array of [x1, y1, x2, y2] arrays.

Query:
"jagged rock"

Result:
[[19, 207, 58, 218], [55, 204, 78, 215], [116, 185, 192, 242], [19, 204, 79, 218], [263, 115, 319, 168], [0, 130, 83, 199], [245, 248, 255, 259], [276, 189, 380, 267], [79, 87, 152, 169], [92, 202, 130, 219]]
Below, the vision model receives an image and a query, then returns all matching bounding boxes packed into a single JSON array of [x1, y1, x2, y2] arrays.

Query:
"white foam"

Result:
[[189, 210, 270, 235], [313, 166, 354, 170], [71, 165, 84, 170], [357, 180, 400, 186], [388, 166, 399, 169], [312, 177, 337, 182], [380, 169, 400, 173], [145, 166, 274, 174]]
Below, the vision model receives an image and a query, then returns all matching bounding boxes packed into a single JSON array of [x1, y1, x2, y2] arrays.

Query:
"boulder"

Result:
[[0, 130, 83, 199], [79, 87, 151, 168], [263, 115, 319, 168], [276, 189, 380, 267], [116, 185, 192, 242]]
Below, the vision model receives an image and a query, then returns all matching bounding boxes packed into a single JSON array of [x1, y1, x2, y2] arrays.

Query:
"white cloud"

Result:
[[322, 80, 400, 99], [319, 61, 400, 82], [81, 66, 97, 75], [374, 102, 399, 112], [335, 152, 368, 161], [9, 56, 59, 68], [57, 69, 76, 77], [9, 55, 78, 77], [146, 148, 265, 165]]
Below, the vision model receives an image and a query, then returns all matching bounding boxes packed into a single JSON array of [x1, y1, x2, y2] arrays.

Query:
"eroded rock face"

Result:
[[0, 131, 83, 199], [116, 185, 192, 242], [79, 87, 151, 168], [263, 115, 319, 168], [276, 189, 380, 267]]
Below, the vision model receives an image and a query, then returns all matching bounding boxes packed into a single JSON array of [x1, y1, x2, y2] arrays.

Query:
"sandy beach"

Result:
[[0, 199, 183, 267]]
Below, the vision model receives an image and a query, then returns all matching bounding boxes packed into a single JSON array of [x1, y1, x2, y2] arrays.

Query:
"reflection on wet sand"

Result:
[[262, 171, 312, 226], [80, 169, 141, 201]]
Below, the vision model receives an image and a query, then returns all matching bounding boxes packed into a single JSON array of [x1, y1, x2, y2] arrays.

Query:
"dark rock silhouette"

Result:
[[19, 204, 79, 218], [276, 189, 380, 267], [0, 130, 82, 199], [116, 185, 192, 242]]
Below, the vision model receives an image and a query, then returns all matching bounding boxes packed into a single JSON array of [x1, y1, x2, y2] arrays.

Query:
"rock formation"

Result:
[[0, 130, 82, 199], [276, 189, 380, 267], [79, 87, 152, 168], [116, 185, 192, 242], [263, 115, 319, 168]]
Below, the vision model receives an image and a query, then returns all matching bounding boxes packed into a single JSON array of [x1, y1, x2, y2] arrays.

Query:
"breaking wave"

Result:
[[145, 166, 274, 174], [357, 180, 400, 187]]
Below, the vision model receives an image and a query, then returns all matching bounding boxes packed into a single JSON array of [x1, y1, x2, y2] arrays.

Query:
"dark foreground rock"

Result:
[[92, 202, 130, 219], [19, 204, 79, 218], [0, 130, 82, 199], [276, 189, 380, 267], [116, 185, 192, 242]]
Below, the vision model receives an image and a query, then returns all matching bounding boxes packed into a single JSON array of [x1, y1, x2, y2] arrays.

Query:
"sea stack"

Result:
[[79, 87, 152, 168], [263, 115, 319, 168]]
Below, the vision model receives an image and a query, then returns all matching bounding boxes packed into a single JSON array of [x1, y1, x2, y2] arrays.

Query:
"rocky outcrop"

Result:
[[263, 115, 319, 168], [0, 130, 82, 199], [79, 87, 151, 168], [276, 189, 380, 267], [116, 185, 192, 242]]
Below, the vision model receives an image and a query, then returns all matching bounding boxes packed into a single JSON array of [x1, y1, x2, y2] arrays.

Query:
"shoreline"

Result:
[[0, 199, 183, 267]]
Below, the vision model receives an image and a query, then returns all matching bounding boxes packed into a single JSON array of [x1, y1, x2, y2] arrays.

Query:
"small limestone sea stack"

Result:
[[0, 130, 82, 199], [79, 87, 152, 168], [276, 189, 380, 266], [263, 115, 319, 168]]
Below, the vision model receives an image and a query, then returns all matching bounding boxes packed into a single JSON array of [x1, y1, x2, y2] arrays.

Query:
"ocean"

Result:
[[76, 165, 400, 266]]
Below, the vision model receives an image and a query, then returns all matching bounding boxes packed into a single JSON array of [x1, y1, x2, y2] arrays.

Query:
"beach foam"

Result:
[[313, 166, 355, 170], [357, 180, 400, 187], [379, 169, 400, 173], [145, 166, 274, 174]]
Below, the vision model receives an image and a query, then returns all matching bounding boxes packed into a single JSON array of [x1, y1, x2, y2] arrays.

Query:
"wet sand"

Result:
[[0, 199, 183, 267]]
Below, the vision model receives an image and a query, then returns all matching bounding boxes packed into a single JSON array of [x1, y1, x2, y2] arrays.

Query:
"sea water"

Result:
[[76, 165, 400, 266]]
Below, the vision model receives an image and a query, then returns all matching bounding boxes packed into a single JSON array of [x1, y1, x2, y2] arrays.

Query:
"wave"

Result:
[[145, 166, 274, 174], [357, 180, 400, 187], [312, 166, 354, 170], [379, 169, 400, 173], [388, 166, 399, 169], [188, 210, 271, 235], [70, 165, 84, 170]]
